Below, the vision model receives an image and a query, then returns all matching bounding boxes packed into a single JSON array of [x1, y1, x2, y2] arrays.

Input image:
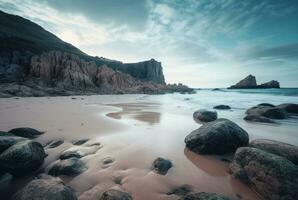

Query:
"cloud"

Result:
[[235, 43, 298, 61], [34, 0, 150, 30]]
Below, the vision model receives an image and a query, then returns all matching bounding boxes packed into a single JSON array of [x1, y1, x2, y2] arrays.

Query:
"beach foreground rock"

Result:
[[213, 105, 231, 110], [246, 106, 288, 119], [244, 114, 276, 123], [179, 192, 230, 200], [185, 119, 249, 154], [49, 157, 87, 176], [0, 140, 46, 176], [152, 157, 173, 175], [8, 127, 44, 139], [250, 139, 298, 165], [277, 103, 298, 114], [0, 135, 27, 154], [12, 175, 77, 200], [230, 147, 298, 200], [99, 189, 132, 200], [60, 144, 101, 159], [193, 109, 217, 123]]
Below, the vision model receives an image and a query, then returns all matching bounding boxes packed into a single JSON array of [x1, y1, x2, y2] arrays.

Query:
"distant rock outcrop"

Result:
[[258, 80, 280, 88], [228, 75, 280, 89], [229, 75, 257, 89]]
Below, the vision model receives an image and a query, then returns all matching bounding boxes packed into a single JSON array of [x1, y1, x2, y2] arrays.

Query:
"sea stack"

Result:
[[228, 75, 280, 89], [229, 75, 257, 89]]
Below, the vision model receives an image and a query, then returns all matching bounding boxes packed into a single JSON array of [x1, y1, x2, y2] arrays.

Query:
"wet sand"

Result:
[[1, 94, 294, 199]]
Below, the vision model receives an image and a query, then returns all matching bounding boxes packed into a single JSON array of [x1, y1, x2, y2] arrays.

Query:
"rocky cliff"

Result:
[[228, 75, 280, 89], [0, 11, 192, 97], [0, 51, 193, 97]]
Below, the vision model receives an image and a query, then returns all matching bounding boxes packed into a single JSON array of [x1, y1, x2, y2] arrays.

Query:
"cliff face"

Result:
[[0, 51, 193, 97], [94, 58, 165, 84], [228, 75, 280, 89]]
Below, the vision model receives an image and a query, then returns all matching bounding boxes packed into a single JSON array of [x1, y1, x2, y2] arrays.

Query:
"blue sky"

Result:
[[0, 0, 297, 87]]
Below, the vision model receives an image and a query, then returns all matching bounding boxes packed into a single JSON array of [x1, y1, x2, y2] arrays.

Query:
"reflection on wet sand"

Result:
[[184, 148, 228, 177], [106, 103, 161, 125]]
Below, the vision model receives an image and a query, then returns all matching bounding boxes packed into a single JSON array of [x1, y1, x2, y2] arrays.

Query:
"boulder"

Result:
[[45, 139, 64, 149], [152, 157, 173, 175], [0, 131, 15, 136], [100, 189, 132, 200], [228, 75, 257, 89], [0, 135, 27, 154], [193, 109, 217, 123], [9, 127, 44, 139], [0, 140, 46, 176], [49, 157, 87, 176], [167, 185, 192, 196], [185, 119, 249, 154], [250, 139, 298, 165], [230, 147, 298, 200], [246, 106, 288, 119], [72, 139, 89, 145], [60, 145, 101, 160], [244, 114, 275, 123], [257, 103, 275, 107], [213, 105, 231, 110], [12, 175, 77, 200], [179, 192, 230, 200], [277, 103, 298, 114]]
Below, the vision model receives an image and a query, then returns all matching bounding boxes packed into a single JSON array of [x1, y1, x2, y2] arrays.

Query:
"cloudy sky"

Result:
[[1, 0, 298, 87]]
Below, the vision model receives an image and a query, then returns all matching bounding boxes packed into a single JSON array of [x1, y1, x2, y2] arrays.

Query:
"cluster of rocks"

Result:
[[0, 128, 46, 177], [244, 103, 298, 123], [185, 111, 298, 200], [228, 74, 280, 89]]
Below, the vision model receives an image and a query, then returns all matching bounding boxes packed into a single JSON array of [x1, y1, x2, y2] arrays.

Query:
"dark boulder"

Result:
[[0, 140, 46, 176], [100, 189, 132, 200], [246, 106, 288, 119], [152, 157, 173, 175], [213, 105, 231, 110], [0, 136, 27, 154], [193, 109, 217, 123], [0, 131, 15, 136], [167, 185, 192, 196], [9, 127, 44, 139], [277, 103, 298, 114], [12, 175, 77, 200], [179, 192, 230, 200], [230, 147, 298, 200], [60, 151, 81, 160], [185, 119, 249, 154], [49, 157, 87, 176], [257, 103, 275, 107], [45, 139, 64, 149], [250, 139, 298, 165], [72, 139, 89, 145], [244, 114, 276, 123]]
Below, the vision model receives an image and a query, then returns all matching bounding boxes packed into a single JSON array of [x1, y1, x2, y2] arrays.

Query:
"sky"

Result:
[[0, 0, 298, 88]]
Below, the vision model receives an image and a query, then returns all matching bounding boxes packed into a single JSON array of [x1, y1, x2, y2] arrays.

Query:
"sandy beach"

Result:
[[1, 90, 297, 200]]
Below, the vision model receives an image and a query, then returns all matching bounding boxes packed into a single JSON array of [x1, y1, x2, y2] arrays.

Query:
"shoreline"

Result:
[[1, 93, 298, 199]]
